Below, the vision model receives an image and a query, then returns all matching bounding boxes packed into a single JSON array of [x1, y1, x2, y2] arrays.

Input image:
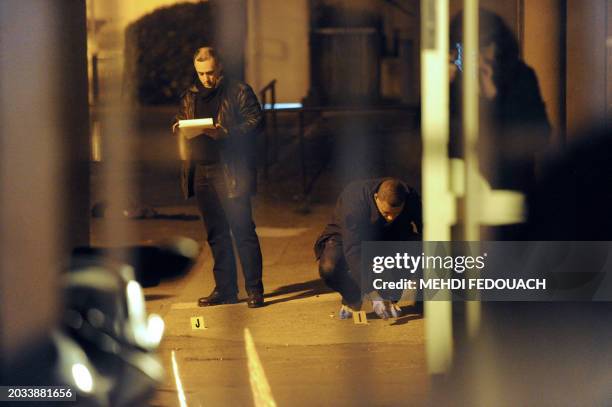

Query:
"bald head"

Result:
[[193, 47, 223, 88], [193, 47, 220, 64], [374, 179, 407, 223], [377, 179, 407, 207]]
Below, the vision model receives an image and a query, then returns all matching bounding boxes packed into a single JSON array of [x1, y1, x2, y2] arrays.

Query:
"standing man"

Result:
[[314, 178, 422, 319], [173, 47, 264, 308]]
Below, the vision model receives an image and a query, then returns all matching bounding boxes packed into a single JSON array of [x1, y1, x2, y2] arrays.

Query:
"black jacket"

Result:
[[174, 78, 263, 199], [314, 179, 422, 276], [450, 61, 551, 192]]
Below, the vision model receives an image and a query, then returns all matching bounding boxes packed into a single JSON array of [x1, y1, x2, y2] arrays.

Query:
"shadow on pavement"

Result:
[[263, 279, 333, 306], [147, 213, 200, 221], [145, 294, 176, 301], [389, 313, 424, 326], [363, 307, 424, 324]]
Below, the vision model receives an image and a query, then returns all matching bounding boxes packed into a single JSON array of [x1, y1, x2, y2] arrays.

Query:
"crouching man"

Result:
[[314, 178, 422, 319]]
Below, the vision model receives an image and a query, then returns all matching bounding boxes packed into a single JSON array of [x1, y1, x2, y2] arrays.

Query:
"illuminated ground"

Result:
[[89, 106, 428, 406], [91, 200, 427, 407]]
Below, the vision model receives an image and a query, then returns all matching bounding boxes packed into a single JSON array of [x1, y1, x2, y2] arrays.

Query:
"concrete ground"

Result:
[[88, 106, 612, 406], [92, 199, 427, 407], [89, 105, 428, 406]]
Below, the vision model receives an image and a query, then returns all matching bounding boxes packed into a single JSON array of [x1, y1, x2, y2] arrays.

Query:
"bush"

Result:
[[124, 2, 214, 105]]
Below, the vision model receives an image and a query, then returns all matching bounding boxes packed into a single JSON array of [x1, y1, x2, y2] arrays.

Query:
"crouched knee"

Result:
[[319, 259, 337, 280]]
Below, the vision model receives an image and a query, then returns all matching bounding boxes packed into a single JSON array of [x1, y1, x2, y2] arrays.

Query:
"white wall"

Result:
[[123, 0, 202, 22], [89, 0, 202, 31], [246, 0, 310, 102], [87, 0, 202, 56]]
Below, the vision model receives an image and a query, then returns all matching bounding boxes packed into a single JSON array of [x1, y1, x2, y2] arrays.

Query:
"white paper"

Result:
[[178, 118, 214, 140]]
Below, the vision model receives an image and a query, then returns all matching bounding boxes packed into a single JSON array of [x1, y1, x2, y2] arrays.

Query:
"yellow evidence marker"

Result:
[[353, 311, 368, 324], [191, 316, 207, 330]]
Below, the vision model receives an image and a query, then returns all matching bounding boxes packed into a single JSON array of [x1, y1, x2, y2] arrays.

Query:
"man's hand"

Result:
[[479, 56, 497, 100], [201, 124, 228, 140], [372, 300, 401, 320]]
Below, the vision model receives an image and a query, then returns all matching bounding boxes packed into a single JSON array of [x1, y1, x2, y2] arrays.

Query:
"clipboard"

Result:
[[178, 118, 215, 140]]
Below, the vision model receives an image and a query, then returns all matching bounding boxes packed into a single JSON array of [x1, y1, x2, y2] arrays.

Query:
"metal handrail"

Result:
[[256, 78, 419, 197], [259, 79, 278, 179]]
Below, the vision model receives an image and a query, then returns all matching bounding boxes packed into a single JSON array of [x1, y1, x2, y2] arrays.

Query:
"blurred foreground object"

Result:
[[527, 124, 612, 240], [60, 263, 165, 405], [1, 263, 166, 406], [433, 123, 612, 406], [72, 237, 200, 287]]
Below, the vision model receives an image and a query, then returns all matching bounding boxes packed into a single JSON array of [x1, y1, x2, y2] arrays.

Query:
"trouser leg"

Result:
[[222, 194, 264, 295], [318, 237, 362, 305], [194, 166, 238, 296]]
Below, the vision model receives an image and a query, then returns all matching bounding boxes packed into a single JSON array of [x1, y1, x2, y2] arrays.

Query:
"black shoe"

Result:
[[198, 290, 238, 307], [247, 293, 264, 308]]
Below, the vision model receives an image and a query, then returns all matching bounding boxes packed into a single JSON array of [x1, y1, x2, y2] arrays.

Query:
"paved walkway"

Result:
[[88, 106, 428, 406], [92, 198, 428, 406]]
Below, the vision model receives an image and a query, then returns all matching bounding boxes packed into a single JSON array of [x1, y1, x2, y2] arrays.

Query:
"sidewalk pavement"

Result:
[[92, 197, 428, 406], [88, 104, 427, 405]]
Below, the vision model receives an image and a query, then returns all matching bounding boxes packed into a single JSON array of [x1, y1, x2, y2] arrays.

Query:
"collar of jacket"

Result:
[[368, 179, 384, 223]]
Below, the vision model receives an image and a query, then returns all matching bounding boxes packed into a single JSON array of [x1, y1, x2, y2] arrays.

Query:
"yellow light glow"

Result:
[[421, 0, 454, 375]]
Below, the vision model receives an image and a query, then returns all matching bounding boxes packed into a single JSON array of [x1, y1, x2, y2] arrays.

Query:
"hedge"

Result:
[[124, 2, 214, 105]]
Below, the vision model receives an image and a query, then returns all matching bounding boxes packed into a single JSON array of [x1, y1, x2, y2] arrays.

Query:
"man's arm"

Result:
[[172, 92, 189, 134], [232, 83, 264, 138], [339, 196, 368, 278], [406, 189, 423, 238]]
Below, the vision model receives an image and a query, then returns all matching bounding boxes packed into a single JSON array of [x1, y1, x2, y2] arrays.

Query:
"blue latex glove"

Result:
[[338, 301, 363, 319], [372, 300, 401, 319], [338, 305, 353, 320]]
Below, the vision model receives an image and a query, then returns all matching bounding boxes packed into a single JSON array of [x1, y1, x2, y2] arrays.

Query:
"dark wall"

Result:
[[307, 1, 383, 105]]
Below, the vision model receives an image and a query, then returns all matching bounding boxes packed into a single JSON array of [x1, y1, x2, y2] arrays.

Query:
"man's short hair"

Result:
[[377, 179, 407, 207], [193, 47, 220, 64]]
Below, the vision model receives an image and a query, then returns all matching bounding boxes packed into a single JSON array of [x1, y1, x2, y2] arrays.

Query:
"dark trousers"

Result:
[[318, 237, 362, 305], [194, 164, 263, 297]]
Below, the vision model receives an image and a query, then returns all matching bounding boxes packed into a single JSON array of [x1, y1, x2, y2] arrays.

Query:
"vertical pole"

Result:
[[421, 0, 454, 375], [271, 82, 278, 163], [0, 0, 89, 366], [299, 110, 306, 195], [462, 0, 482, 338], [97, 0, 135, 248], [92, 54, 100, 103], [559, 0, 567, 146], [262, 91, 269, 180], [0, 1, 62, 365]]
